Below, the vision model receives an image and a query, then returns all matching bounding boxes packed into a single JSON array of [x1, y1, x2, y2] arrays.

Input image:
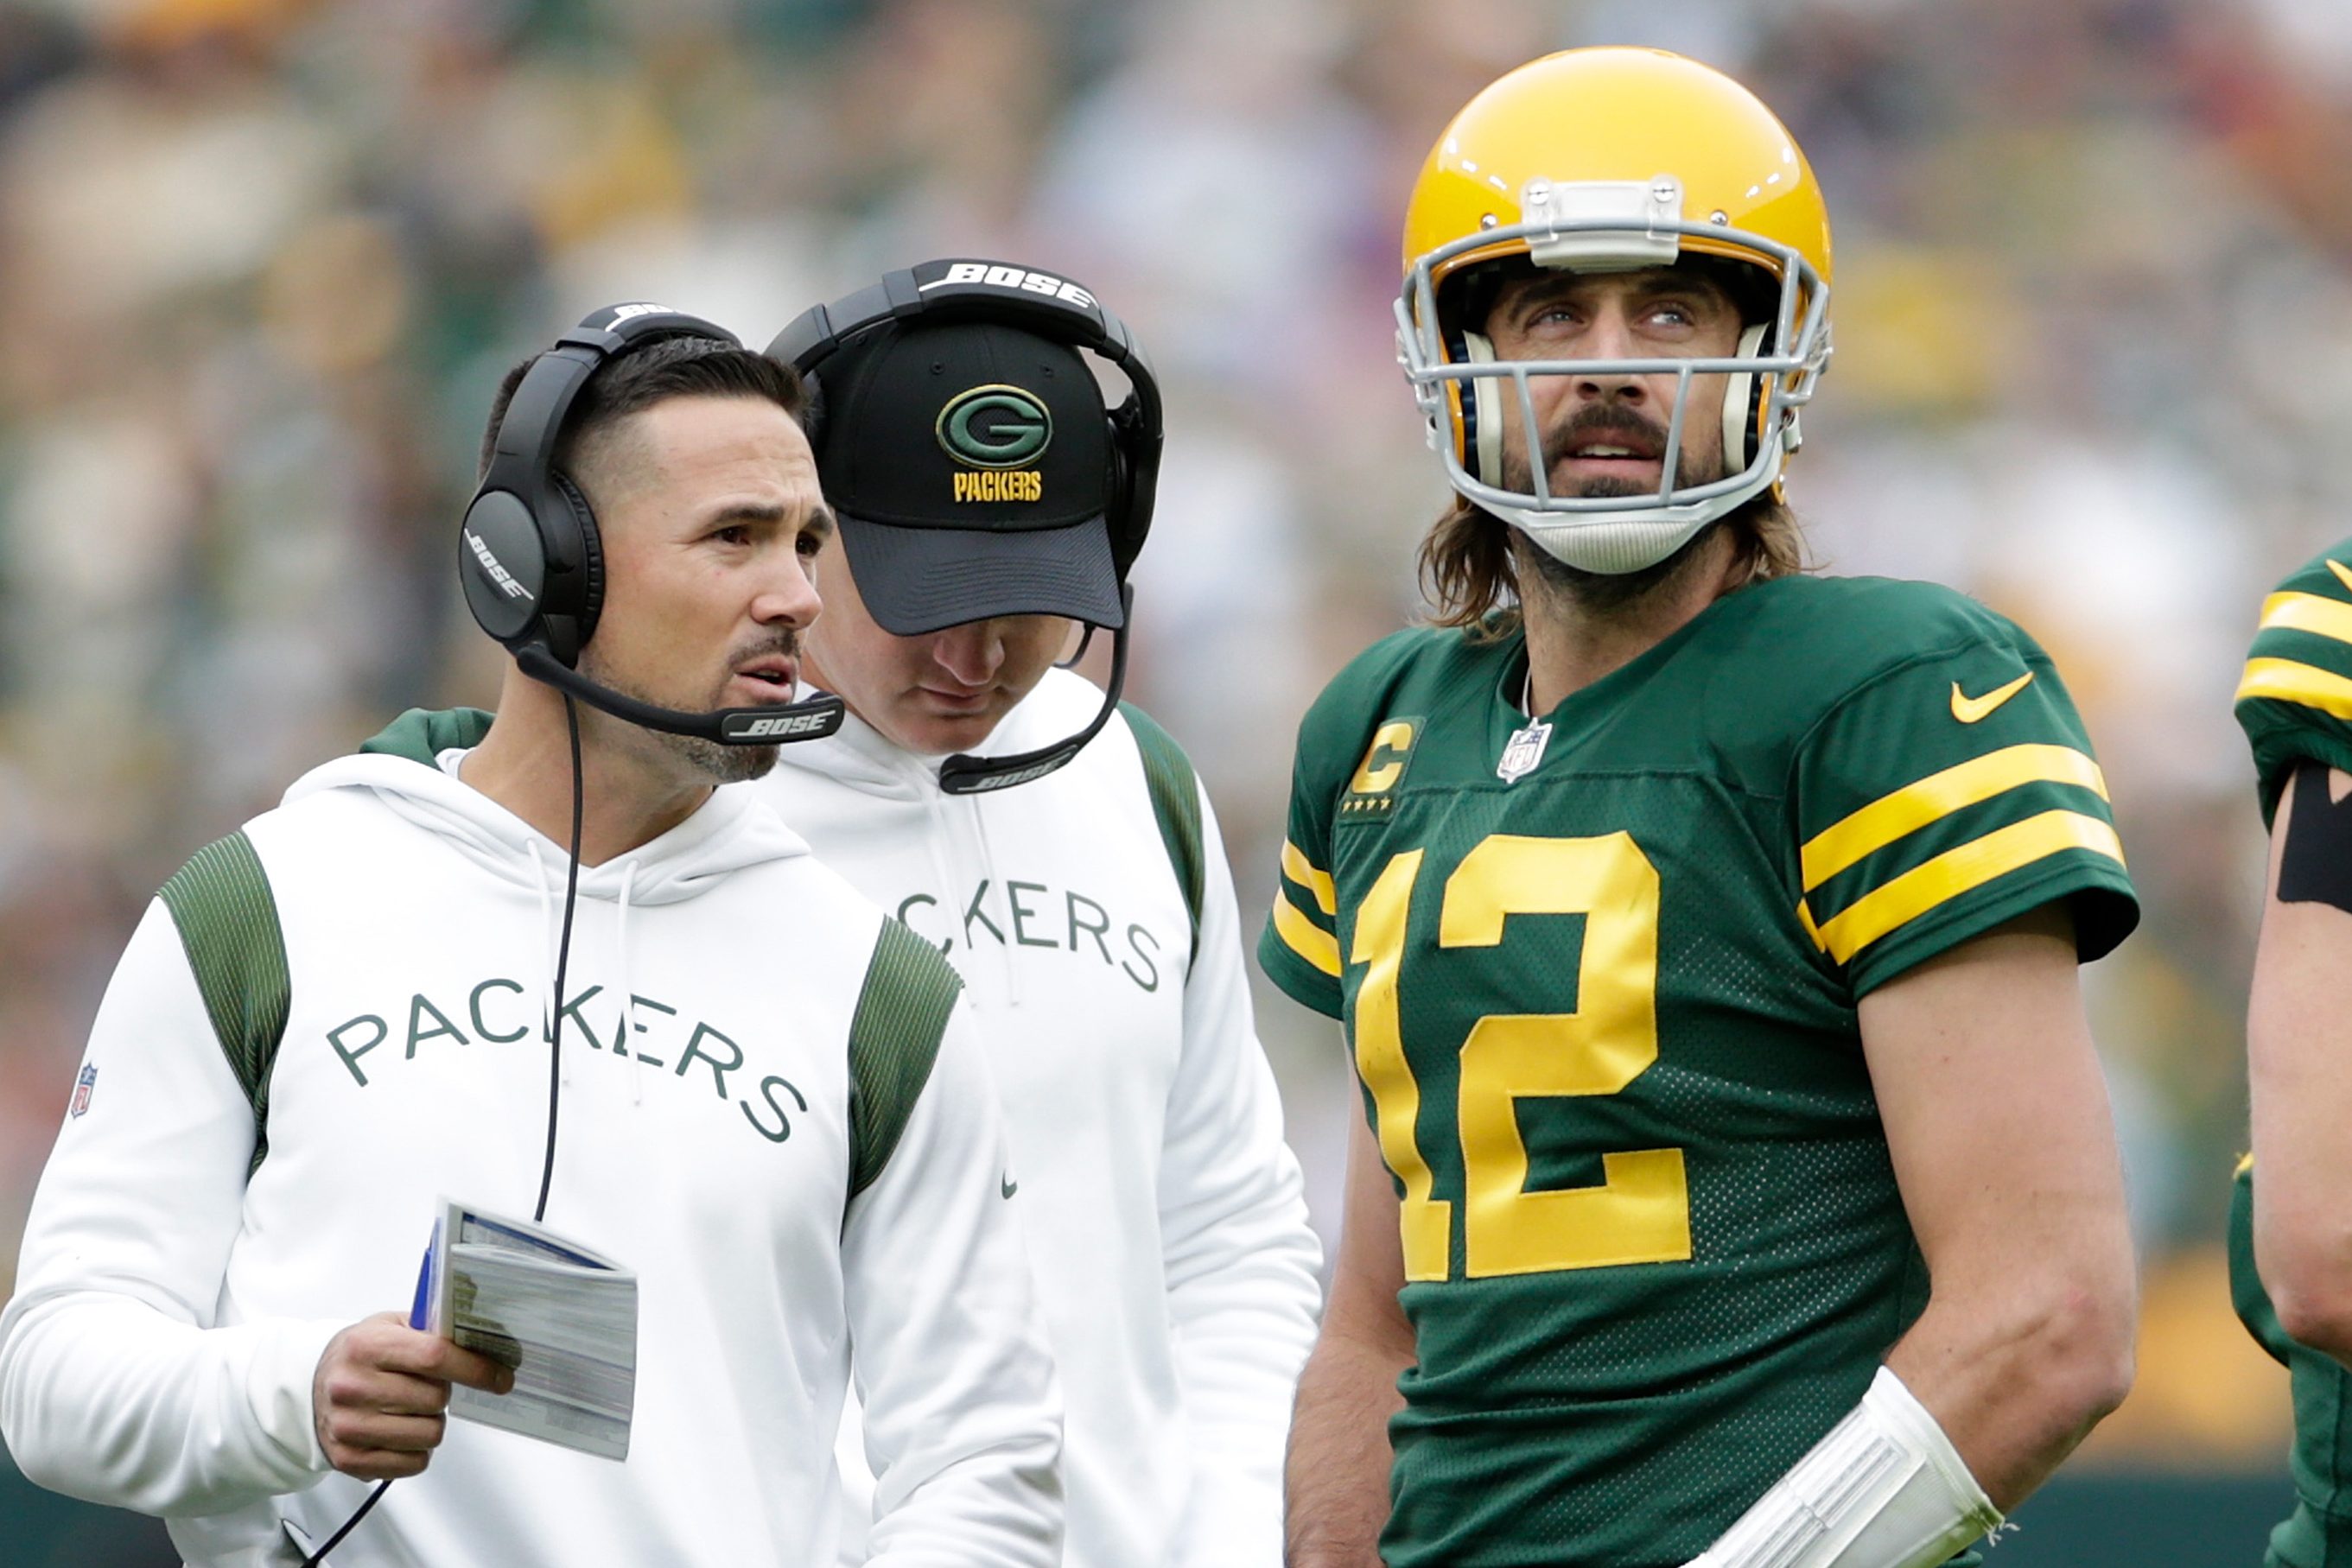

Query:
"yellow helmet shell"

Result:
[[1402, 47, 1832, 298], [1392, 48, 1836, 575]]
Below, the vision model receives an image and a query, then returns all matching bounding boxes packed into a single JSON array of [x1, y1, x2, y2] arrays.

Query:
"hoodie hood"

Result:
[[297, 706, 810, 905]]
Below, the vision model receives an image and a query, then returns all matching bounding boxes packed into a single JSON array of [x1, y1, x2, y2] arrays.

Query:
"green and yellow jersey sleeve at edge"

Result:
[[1785, 607, 2138, 998], [2237, 542, 2352, 826], [2231, 541, 2352, 1568]]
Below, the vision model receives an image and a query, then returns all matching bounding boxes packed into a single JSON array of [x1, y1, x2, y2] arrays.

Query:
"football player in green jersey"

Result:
[[2231, 541, 2352, 1566], [1262, 48, 2142, 1568]]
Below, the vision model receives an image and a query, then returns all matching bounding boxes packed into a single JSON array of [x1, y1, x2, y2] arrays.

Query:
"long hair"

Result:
[[1416, 492, 1810, 638]]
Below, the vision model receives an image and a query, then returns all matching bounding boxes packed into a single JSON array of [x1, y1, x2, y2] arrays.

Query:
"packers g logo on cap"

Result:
[[939, 385, 1049, 504], [938, 384, 1051, 467]]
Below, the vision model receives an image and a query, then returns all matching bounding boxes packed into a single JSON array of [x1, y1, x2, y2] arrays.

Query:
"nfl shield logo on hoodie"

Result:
[[69, 1063, 96, 1118]]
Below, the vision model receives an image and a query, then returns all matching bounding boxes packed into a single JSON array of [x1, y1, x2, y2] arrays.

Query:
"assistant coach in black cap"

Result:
[[745, 259, 1321, 1568]]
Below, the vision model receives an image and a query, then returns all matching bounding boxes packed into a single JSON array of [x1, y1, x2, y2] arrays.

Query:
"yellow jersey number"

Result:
[[1351, 832, 1692, 1281]]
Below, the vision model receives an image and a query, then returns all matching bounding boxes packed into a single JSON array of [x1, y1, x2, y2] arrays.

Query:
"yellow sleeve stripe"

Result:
[[1281, 840, 1338, 916], [1800, 744, 2109, 892], [1794, 896, 1825, 950], [1808, 809, 2125, 963], [2257, 591, 2352, 649], [1272, 890, 1342, 976], [2236, 657, 2352, 721]]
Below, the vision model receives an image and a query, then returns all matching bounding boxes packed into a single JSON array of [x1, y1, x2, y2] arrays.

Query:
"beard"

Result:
[[575, 644, 785, 785], [1497, 403, 1724, 614]]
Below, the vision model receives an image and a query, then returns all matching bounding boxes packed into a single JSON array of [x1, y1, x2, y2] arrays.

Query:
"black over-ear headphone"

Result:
[[459, 302, 843, 746], [767, 259, 1166, 793]]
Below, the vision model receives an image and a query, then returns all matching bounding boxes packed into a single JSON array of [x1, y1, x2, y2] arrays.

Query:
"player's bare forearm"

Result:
[[2249, 765, 2352, 1364], [1288, 1098, 1415, 1566], [1881, 1260, 2132, 1508], [1285, 1324, 1407, 1567], [1861, 905, 2136, 1511]]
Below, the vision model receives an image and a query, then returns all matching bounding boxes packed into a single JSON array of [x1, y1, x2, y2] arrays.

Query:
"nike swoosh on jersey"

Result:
[[2329, 558, 2352, 595], [1950, 671, 2034, 723], [1001, 1175, 1018, 1199]]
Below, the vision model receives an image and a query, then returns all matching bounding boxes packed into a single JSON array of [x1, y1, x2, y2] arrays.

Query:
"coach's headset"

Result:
[[767, 259, 1164, 794], [458, 302, 847, 746]]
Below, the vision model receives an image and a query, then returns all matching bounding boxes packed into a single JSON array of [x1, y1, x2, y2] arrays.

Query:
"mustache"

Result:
[[1499, 403, 1693, 493], [1542, 404, 1671, 467], [727, 630, 802, 667]]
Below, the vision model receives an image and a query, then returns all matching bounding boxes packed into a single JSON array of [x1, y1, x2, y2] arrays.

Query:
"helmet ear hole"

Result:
[[1721, 321, 1769, 473], [1459, 329, 1503, 484]]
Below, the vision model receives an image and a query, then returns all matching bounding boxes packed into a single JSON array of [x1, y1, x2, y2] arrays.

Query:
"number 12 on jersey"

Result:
[[1351, 832, 1692, 1281]]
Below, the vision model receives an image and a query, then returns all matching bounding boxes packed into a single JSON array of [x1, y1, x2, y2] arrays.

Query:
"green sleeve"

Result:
[[1118, 702, 1205, 964], [156, 831, 288, 1174], [846, 917, 965, 1201], [1256, 673, 1370, 1021], [1789, 619, 2138, 996], [2235, 541, 2352, 827]]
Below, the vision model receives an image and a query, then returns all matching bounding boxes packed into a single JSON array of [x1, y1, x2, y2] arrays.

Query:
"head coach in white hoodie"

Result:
[[0, 304, 1063, 1566], [752, 259, 1323, 1568]]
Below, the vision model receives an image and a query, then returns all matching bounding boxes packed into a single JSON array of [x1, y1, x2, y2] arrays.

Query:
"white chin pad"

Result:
[[1510, 508, 1715, 576]]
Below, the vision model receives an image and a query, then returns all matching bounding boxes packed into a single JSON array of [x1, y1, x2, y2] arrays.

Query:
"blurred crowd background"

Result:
[[6, 0, 2351, 1553]]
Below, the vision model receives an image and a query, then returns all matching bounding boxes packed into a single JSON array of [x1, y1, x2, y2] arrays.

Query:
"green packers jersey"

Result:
[[2231, 539, 2352, 1567], [2239, 540, 2352, 826], [2232, 1160, 2352, 1568], [1259, 574, 2138, 1568]]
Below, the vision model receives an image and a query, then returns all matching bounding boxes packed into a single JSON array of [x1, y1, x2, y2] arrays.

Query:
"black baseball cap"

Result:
[[807, 317, 1122, 636]]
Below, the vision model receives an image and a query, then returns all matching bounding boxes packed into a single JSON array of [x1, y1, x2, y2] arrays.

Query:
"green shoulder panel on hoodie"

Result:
[[157, 831, 287, 1176], [360, 707, 495, 765], [1117, 701, 1204, 964], [846, 917, 965, 1200]]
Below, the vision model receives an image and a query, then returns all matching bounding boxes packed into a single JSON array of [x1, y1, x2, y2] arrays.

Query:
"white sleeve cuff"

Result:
[[1693, 1366, 2002, 1568], [248, 1317, 347, 1473]]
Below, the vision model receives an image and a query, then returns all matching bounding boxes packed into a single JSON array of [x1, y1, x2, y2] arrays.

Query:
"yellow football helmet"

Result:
[[1396, 48, 1834, 574]]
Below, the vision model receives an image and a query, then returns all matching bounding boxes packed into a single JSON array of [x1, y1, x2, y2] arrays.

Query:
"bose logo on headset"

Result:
[[465, 530, 535, 601], [929, 263, 1097, 309], [730, 710, 839, 740], [962, 756, 1068, 791]]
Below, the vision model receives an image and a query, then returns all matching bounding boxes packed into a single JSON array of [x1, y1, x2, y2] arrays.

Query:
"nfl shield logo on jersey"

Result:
[[69, 1063, 97, 1118], [1497, 717, 1553, 784]]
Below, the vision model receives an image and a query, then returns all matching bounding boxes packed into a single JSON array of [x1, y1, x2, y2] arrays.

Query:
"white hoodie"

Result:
[[747, 669, 1322, 1568], [0, 714, 1061, 1567]]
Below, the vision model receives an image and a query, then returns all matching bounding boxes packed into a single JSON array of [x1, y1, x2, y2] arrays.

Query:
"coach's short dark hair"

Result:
[[477, 333, 806, 484]]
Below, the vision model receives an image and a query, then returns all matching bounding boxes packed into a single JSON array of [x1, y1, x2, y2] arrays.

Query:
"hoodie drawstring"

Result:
[[616, 859, 640, 1105], [968, 791, 1020, 1007], [525, 840, 562, 1080], [918, 785, 959, 952]]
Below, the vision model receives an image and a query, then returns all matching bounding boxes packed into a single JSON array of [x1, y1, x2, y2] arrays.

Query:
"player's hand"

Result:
[[311, 1311, 515, 1480]]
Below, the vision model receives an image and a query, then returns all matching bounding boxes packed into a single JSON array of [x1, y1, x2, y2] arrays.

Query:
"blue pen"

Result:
[[409, 1216, 442, 1330]]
